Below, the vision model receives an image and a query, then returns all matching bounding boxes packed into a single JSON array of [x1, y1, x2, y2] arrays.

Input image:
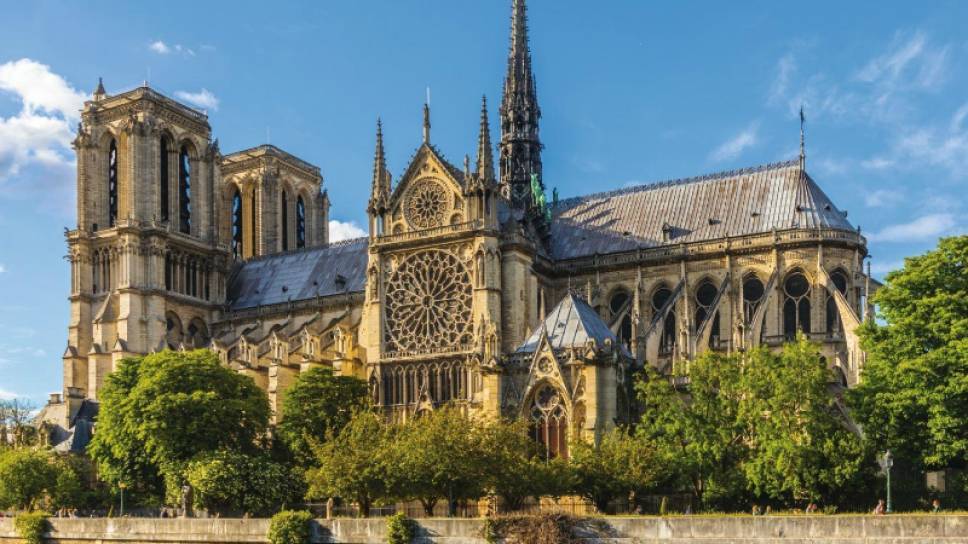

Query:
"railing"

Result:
[[373, 219, 485, 245], [381, 344, 476, 361]]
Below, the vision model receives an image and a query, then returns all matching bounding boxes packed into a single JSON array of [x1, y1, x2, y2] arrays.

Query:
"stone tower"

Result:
[[499, 0, 543, 211], [65, 82, 228, 402]]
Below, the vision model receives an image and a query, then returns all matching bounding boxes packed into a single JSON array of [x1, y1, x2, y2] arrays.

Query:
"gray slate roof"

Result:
[[549, 160, 853, 260], [227, 237, 368, 311], [517, 293, 622, 353]]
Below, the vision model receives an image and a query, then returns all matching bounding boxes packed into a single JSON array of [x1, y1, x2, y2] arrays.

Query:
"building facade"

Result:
[[53, 0, 872, 455]]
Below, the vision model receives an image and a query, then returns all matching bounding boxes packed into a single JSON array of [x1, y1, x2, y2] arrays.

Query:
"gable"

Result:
[[386, 144, 468, 234]]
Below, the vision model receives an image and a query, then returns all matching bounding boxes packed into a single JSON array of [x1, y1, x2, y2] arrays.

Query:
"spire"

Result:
[[369, 118, 390, 212], [799, 104, 806, 170], [422, 101, 431, 144], [93, 77, 107, 101], [476, 95, 495, 182], [500, 0, 543, 210]]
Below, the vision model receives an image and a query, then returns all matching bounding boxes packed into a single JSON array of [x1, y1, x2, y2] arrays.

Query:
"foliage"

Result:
[[278, 367, 369, 465], [0, 400, 38, 448], [481, 513, 606, 544], [849, 236, 968, 507], [739, 340, 864, 505], [306, 410, 393, 517], [388, 408, 487, 516], [184, 450, 305, 516], [14, 512, 49, 544], [267, 510, 313, 544], [478, 418, 561, 511], [0, 449, 58, 511], [569, 429, 662, 513], [88, 350, 271, 504], [385, 512, 417, 544], [635, 353, 746, 509]]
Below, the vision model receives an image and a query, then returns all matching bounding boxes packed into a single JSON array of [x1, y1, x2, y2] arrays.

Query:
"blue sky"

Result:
[[0, 1, 965, 404]]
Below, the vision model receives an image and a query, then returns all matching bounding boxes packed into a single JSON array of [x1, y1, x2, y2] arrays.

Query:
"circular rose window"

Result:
[[404, 179, 449, 229]]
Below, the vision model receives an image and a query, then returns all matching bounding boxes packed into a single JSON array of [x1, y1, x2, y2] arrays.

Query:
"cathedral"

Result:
[[49, 0, 873, 456]]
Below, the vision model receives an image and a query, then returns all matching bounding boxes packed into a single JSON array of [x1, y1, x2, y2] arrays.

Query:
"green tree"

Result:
[[88, 350, 271, 503], [389, 408, 487, 516], [0, 449, 56, 510], [184, 450, 305, 516], [278, 367, 368, 465], [305, 410, 393, 517], [479, 417, 563, 511], [740, 340, 863, 506], [569, 429, 661, 513], [635, 354, 746, 510], [849, 236, 968, 507]]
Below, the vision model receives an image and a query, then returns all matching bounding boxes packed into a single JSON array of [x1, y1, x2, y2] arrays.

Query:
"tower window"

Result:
[[281, 190, 289, 251], [783, 271, 812, 339], [250, 190, 257, 255], [231, 189, 243, 259], [826, 270, 848, 336], [108, 139, 118, 227], [296, 195, 306, 248], [160, 138, 169, 222], [178, 147, 191, 234]]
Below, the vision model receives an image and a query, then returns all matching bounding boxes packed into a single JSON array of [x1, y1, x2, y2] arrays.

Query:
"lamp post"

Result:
[[118, 482, 127, 517], [883, 450, 894, 513]]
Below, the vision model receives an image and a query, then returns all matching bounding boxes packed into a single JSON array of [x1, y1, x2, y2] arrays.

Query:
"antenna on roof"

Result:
[[799, 104, 806, 171]]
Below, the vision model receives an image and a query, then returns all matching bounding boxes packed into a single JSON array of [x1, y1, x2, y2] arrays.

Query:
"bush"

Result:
[[185, 450, 305, 516], [385, 512, 416, 544], [14, 512, 49, 544], [267, 510, 313, 544], [481, 513, 605, 544]]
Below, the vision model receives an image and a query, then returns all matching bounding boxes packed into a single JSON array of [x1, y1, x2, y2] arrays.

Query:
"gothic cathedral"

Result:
[[50, 0, 873, 457]]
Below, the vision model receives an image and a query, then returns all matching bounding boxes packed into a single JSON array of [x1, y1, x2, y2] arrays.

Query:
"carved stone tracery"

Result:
[[404, 178, 449, 230], [384, 249, 472, 354]]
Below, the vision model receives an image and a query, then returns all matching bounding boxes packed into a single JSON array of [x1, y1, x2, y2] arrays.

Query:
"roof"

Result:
[[221, 144, 321, 177], [549, 160, 854, 260], [227, 238, 368, 311], [517, 292, 623, 353]]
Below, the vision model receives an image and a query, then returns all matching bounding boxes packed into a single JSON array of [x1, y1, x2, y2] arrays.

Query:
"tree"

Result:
[[569, 429, 661, 513], [278, 367, 369, 465], [88, 350, 271, 503], [634, 354, 747, 510], [479, 417, 564, 511], [388, 408, 488, 516], [184, 450, 305, 516], [0, 449, 85, 511], [305, 410, 393, 517], [0, 400, 38, 448], [849, 236, 968, 507], [739, 340, 863, 506]]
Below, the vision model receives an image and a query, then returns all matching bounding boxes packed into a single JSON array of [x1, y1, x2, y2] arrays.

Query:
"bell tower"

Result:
[[65, 81, 228, 402]]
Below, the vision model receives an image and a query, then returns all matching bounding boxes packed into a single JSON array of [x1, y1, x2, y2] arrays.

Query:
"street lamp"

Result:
[[118, 482, 127, 517], [883, 450, 894, 513]]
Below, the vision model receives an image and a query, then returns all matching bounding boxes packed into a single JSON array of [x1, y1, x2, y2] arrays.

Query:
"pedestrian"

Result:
[[873, 499, 886, 515], [932, 499, 941, 513], [751, 504, 760, 516], [806, 502, 818, 514]]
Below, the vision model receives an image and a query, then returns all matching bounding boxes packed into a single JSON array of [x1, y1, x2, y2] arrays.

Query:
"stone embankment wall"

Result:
[[1, 515, 967, 543]]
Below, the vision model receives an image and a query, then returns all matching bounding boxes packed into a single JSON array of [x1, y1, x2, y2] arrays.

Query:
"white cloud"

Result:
[[0, 264, 5, 274], [174, 89, 218, 111], [868, 213, 957, 243], [328, 220, 366, 242], [0, 59, 84, 210], [710, 122, 759, 162], [864, 189, 903, 208], [149, 40, 171, 54], [860, 157, 895, 171], [0, 389, 18, 401], [149, 41, 195, 56]]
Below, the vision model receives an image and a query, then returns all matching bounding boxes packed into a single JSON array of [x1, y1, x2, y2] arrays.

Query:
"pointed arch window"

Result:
[[108, 139, 118, 227], [250, 190, 257, 256], [652, 286, 676, 356], [783, 271, 811, 339], [529, 384, 568, 459], [609, 290, 633, 348], [178, 146, 191, 234], [159, 137, 169, 222], [281, 190, 289, 251], [231, 189, 243, 259], [826, 270, 848, 337], [742, 275, 765, 327], [695, 279, 721, 346], [296, 195, 306, 248]]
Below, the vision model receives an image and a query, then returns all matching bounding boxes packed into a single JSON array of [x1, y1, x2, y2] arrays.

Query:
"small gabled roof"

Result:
[[517, 292, 620, 353]]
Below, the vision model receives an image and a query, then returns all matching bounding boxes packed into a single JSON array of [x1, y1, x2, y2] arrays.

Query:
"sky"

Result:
[[0, 0, 965, 404]]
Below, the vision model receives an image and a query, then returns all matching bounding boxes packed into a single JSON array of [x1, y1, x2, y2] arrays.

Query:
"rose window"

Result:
[[384, 250, 472, 353], [404, 179, 449, 229]]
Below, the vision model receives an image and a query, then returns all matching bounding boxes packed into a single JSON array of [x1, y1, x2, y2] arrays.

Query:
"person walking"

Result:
[[873, 499, 886, 515]]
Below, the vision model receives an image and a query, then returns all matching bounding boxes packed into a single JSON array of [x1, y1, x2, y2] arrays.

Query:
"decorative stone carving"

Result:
[[404, 178, 449, 229]]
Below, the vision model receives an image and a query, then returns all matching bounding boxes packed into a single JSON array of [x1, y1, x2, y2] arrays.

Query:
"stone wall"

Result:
[[1, 515, 966, 543]]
